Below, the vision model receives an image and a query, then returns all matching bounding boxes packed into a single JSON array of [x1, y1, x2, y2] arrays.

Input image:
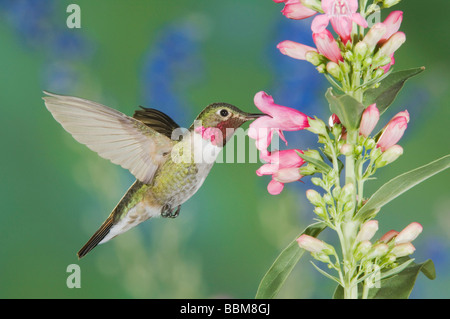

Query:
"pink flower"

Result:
[[359, 104, 379, 137], [273, 0, 317, 20], [395, 222, 423, 245], [363, 11, 403, 72], [312, 29, 344, 63], [248, 91, 310, 154], [311, 0, 368, 44], [277, 40, 317, 61], [256, 149, 305, 195], [376, 110, 409, 152]]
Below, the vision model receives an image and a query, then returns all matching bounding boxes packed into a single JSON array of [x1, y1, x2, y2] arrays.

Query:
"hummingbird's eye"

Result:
[[219, 109, 229, 117]]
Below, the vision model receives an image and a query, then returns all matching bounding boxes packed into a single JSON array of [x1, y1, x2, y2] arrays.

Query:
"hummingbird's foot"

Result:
[[161, 204, 181, 218]]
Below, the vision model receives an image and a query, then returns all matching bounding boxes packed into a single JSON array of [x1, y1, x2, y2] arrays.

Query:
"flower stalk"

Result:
[[251, 0, 433, 299]]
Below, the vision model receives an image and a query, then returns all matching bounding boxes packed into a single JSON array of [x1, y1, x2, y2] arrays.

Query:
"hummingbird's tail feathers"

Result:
[[42, 91, 174, 184], [77, 180, 161, 259], [77, 216, 114, 259]]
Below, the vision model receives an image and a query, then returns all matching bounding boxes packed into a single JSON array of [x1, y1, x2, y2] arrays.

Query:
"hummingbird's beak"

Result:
[[244, 113, 266, 120]]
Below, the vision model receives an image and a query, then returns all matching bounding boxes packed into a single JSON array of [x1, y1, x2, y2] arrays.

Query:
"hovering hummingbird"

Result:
[[43, 91, 263, 258]]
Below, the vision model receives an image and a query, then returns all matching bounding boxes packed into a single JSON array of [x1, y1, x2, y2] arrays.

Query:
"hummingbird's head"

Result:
[[191, 103, 264, 147]]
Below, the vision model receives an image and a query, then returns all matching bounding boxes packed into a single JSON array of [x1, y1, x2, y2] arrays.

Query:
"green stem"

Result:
[[344, 129, 358, 221], [357, 161, 365, 208], [340, 88, 363, 298], [345, 282, 358, 299], [362, 280, 370, 299]]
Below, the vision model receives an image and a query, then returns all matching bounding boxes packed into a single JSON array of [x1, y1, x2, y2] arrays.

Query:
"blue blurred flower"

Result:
[[141, 20, 206, 126]]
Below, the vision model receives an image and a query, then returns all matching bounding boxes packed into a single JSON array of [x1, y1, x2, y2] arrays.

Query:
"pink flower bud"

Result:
[[356, 220, 379, 242], [313, 29, 344, 63], [277, 40, 317, 61], [379, 229, 399, 243], [380, 11, 403, 43], [378, 31, 406, 57], [395, 222, 423, 244], [329, 113, 341, 126], [297, 234, 332, 254], [391, 243, 416, 257], [281, 0, 317, 20], [375, 144, 403, 167], [377, 110, 409, 152], [359, 104, 380, 137]]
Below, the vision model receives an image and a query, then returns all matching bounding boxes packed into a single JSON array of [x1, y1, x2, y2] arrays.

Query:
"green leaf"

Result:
[[325, 88, 366, 130], [363, 67, 425, 115], [255, 222, 327, 299], [356, 154, 450, 221], [296, 151, 331, 173], [333, 258, 435, 299]]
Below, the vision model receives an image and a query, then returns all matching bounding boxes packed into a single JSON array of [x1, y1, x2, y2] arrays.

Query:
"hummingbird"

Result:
[[43, 91, 263, 258]]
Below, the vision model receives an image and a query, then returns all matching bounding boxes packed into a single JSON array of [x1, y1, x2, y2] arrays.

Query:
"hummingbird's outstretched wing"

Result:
[[133, 107, 181, 140], [43, 91, 176, 184]]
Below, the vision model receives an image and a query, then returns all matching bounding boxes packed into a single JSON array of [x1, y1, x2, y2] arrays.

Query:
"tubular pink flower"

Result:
[[311, 0, 368, 44], [313, 29, 344, 63], [256, 149, 305, 195], [395, 222, 423, 245], [277, 40, 318, 60], [248, 91, 310, 154], [376, 110, 409, 152], [367, 11, 403, 72], [273, 0, 317, 20], [380, 11, 403, 43], [359, 103, 380, 137]]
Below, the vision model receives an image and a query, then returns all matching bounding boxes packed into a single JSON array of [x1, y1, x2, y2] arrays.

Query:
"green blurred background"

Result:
[[0, 0, 448, 298]]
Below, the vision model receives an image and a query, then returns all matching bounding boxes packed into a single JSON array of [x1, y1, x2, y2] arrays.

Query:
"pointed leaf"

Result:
[[363, 67, 425, 115], [255, 222, 327, 299], [367, 258, 435, 299], [326, 88, 366, 130], [356, 155, 450, 220]]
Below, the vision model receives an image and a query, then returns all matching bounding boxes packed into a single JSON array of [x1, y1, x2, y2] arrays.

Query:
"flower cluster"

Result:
[[275, 0, 406, 92], [250, 1, 410, 196], [248, 91, 310, 194], [298, 220, 423, 273], [250, 0, 432, 300]]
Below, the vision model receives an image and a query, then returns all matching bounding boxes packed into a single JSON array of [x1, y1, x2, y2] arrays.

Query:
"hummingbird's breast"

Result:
[[149, 131, 221, 208]]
